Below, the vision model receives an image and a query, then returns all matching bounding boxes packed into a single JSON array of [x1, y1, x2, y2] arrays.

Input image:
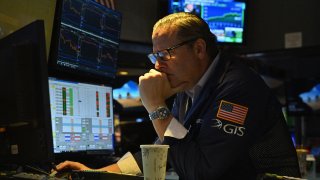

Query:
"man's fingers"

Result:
[[149, 69, 159, 73]]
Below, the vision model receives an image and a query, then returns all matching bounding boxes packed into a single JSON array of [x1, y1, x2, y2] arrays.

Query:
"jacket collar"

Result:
[[185, 53, 221, 102], [183, 52, 233, 126]]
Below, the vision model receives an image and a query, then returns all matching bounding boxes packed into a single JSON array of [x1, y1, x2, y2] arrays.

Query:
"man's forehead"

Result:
[[152, 28, 178, 49], [152, 25, 179, 38]]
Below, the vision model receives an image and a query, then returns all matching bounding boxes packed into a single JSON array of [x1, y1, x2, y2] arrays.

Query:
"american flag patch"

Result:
[[217, 100, 248, 125]]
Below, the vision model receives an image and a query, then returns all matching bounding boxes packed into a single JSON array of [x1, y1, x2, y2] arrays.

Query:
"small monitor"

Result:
[[48, 77, 114, 154], [169, 0, 246, 44], [113, 81, 142, 108], [285, 78, 320, 116], [49, 0, 122, 82], [0, 20, 53, 165]]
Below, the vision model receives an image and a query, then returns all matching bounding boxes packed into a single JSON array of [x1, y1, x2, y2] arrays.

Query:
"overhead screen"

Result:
[[49, 0, 122, 81], [169, 0, 246, 44]]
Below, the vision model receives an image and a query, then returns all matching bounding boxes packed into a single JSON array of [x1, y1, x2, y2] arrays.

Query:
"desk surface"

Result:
[[70, 170, 179, 180]]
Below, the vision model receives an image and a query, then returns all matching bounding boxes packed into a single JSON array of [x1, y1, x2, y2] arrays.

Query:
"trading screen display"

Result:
[[169, 0, 246, 43], [56, 0, 121, 78], [49, 77, 114, 153]]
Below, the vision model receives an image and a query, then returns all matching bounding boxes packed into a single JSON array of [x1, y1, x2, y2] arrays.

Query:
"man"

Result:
[[56, 12, 300, 179]]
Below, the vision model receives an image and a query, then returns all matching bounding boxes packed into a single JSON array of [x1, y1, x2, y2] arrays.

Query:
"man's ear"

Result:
[[193, 38, 207, 59]]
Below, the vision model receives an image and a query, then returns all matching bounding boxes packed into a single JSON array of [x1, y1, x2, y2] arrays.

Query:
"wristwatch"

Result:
[[149, 106, 171, 121]]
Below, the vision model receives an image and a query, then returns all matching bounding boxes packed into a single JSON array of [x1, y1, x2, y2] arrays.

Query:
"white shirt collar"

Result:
[[186, 53, 220, 101]]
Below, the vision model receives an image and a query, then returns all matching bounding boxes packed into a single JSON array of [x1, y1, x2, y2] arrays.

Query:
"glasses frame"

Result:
[[147, 37, 199, 64]]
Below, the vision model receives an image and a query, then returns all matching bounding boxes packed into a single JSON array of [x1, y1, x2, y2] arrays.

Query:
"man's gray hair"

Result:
[[153, 12, 218, 58]]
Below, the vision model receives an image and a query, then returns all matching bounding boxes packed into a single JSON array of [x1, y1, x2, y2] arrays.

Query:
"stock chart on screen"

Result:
[[57, 0, 121, 79]]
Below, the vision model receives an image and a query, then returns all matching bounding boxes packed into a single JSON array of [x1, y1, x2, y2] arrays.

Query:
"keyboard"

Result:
[[10, 171, 68, 180], [71, 170, 144, 180], [12, 172, 48, 180]]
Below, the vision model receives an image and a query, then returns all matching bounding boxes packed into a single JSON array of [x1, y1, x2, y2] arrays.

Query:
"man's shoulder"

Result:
[[218, 54, 262, 82], [215, 55, 271, 97]]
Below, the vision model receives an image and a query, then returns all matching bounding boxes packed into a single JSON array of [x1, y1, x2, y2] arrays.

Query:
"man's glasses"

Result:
[[147, 37, 198, 64]]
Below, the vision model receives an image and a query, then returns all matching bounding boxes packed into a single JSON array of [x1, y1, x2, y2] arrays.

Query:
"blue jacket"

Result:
[[162, 54, 300, 180]]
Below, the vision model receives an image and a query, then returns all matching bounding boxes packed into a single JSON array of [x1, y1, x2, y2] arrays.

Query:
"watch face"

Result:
[[149, 107, 170, 121], [158, 107, 170, 120]]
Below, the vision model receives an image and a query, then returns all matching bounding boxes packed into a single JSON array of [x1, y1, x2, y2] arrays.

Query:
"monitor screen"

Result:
[[169, 0, 246, 44], [0, 20, 53, 165], [285, 78, 320, 116], [48, 77, 114, 154], [113, 81, 142, 108], [49, 0, 122, 82]]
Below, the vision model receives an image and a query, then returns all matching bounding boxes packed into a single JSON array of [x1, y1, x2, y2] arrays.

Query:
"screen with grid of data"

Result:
[[48, 77, 114, 153], [50, 0, 121, 79]]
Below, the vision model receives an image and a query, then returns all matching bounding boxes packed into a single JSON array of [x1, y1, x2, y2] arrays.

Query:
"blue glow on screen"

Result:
[[299, 84, 320, 111], [113, 81, 139, 100]]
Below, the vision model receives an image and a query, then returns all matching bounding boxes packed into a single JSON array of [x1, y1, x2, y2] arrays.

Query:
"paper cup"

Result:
[[140, 144, 169, 180], [296, 148, 308, 178]]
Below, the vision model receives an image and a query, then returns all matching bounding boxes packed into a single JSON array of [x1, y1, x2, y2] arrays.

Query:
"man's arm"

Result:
[[55, 161, 91, 171], [97, 163, 121, 172], [55, 151, 142, 175], [139, 69, 185, 141]]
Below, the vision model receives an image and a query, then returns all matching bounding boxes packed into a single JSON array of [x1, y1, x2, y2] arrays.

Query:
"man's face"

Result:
[[152, 28, 207, 90]]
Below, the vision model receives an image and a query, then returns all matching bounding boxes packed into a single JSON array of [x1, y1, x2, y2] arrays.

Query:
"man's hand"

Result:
[[139, 69, 185, 141], [54, 161, 121, 173], [139, 69, 183, 113], [55, 161, 90, 171]]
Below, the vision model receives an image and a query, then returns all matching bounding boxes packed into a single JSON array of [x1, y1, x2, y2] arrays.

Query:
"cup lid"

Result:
[[140, 144, 169, 148]]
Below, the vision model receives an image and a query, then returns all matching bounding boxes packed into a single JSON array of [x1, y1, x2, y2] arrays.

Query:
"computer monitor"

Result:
[[0, 20, 54, 165], [48, 77, 115, 155], [113, 81, 141, 108], [168, 0, 247, 44], [49, 0, 122, 83], [48, 0, 121, 158], [285, 78, 320, 116]]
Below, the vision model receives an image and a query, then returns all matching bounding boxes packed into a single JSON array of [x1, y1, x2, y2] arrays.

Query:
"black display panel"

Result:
[[49, 0, 122, 83], [0, 20, 54, 165]]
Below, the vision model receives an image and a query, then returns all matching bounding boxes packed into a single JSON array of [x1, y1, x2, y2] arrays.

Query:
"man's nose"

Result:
[[155, 60, 160, 70], [154, 59, 166, 72]]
